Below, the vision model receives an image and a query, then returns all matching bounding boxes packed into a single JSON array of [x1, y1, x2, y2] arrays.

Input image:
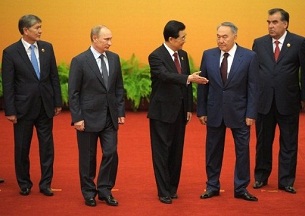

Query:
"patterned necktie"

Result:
[[274, 40, 280, 61], [220, 53, 229, 83], [173, 52, 181, 74], [30, 44, 40, 79], [99, 54, 108, 88]]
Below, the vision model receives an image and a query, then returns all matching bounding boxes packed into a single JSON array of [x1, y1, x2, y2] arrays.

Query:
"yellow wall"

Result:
[[0, 0, 304, 66]]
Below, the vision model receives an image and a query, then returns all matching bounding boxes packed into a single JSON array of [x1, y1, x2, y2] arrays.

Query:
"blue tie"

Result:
[[30, 44, 40, 79]]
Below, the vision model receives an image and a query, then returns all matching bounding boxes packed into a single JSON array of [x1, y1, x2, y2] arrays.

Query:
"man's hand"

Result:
[[246, 118, 255, 126], [188, 71, 209, 84], [54, 107, 62, 116], [198, 116, 207, 125], [74, 120, 85, 131], [187, 112, 192, 123], [6, 115, 17, 124], [118, 117, 125, 124]]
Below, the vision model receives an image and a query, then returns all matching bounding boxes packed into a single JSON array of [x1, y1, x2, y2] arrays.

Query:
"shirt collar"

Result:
[[163, 42, 176, 56], [272, 31, 287, 44], [21, 38, 38, 50], [221, 43, 237, 57], [90, 46, 106, 59]]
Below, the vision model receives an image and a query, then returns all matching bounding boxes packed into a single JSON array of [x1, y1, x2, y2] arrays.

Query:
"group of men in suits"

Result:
[[149, 7, 305, 204], [1, 15, 125, 208], [197, 8, 304, 202], [1, 7, 304, 207]]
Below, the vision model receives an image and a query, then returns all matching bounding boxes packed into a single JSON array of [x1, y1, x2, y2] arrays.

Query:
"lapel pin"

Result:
[[181, 57, 184, 60], [41, 48, 45, 52], [287, 43, 291, 48]]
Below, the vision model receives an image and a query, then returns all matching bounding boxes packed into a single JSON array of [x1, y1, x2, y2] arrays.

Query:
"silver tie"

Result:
[[100, 55, 108, 89]]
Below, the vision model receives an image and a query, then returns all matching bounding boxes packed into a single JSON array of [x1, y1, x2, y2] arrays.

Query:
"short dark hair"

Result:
[[18, 14, 42, 34], [163, 20, 185, 41], [268, 8, 289, 23]]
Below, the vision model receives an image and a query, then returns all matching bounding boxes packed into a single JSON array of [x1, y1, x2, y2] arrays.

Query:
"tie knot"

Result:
[[99, 54, 105, 59], [223, 53, 229, 58], [30, 44, 36, 50], [274, 40, 280, 45], [173, 52, 178, 58]]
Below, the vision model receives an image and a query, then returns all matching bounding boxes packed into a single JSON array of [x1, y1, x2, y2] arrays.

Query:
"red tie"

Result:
[[220, 53, 229, 84], [173, 52, 181, 74], [274, 40, 280, 61]]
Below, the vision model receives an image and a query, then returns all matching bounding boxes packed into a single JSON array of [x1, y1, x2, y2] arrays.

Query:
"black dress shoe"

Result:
[[98, 195, 118, 206], [0, 178, 4, 183], [200, 190, 220, 199], [20, 188, 31, 196], [85, 198, 96, 207], [40, 188, 54, 196], [234, 192, 258, 201], [171, 193, 178, 199], [253, 181, 267, 189], [279, 186, 296, 194], [159, 196, 172, 204]]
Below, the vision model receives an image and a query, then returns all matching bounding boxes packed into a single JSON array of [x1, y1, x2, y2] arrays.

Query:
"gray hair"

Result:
[[217, 22, 238, 34], [18, 14, 41, 34]]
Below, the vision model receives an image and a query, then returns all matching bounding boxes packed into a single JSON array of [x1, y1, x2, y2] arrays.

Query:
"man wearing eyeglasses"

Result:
[[148, 20, 208, 204]]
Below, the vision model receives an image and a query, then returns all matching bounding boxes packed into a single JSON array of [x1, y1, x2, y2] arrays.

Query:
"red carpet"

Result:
[[0, 111, 305, 215]]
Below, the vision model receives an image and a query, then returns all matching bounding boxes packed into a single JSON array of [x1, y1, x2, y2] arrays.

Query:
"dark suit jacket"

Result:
[[68, 49, 125, 132], [252, 31, 305, 115], [147, 44, 193, 123], [197, 45, 259, 128], [2, 40, 62, 119]]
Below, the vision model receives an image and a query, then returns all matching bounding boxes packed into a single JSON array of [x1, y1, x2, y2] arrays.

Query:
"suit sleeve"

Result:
[[246, 53, 259, 119], [114, 55, 125, 117], [68, 57, 83, 124], [148, 51, 188, 85], [197, 51, 208, 117], [49, 44, 62, 107], [299, 38, 305, 101], [1, 49, 17, 116]]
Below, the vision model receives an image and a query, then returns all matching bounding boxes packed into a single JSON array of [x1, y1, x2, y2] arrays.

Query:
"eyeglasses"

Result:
[[176, 35, 186, 41]]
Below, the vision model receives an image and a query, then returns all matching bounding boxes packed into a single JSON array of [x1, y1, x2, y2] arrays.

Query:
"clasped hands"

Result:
[[188, 71, 208, 84]]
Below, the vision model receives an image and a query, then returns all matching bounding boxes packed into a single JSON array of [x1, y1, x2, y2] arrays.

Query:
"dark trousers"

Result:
[[254, 100, 299, 187], [149, 106, 186, 197], [77, 114, 118, 200], [14, 103, 54, 190], [205, 121, 250, 194]]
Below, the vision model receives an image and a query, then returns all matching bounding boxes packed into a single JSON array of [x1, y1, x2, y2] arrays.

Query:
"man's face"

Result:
[[217, 26, 236, 52], [93, 28, 112, 53], [267, 12, 288, 39], [23, 22, 42, 43], [169, 30, 186, 51]]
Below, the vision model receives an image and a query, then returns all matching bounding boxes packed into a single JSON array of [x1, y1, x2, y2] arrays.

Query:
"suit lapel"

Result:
[[263, 36, 275, 62], [16, 40, 39, 79], [105, 51, 114, 88], [277, 32, 291, 63], [227, 46, 243, 86], [161, 45, 179, 74], [212, 49, 223, 86], [85, 49, 105, 86], [37, 41, 45, 79], [177, 50, 187, 74]]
